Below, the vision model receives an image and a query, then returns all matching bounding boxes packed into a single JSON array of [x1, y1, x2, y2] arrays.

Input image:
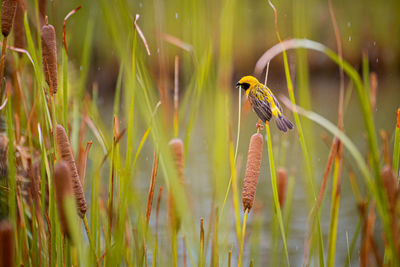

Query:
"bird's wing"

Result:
[[272, 94, 283, 113], [249, 93, 272, 123]]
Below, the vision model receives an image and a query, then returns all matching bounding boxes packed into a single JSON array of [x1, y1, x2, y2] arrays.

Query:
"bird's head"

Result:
[[235, 75, 259, 91]]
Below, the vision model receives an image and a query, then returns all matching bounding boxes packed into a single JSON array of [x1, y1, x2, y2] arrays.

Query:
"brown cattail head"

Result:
[[0, 220, 14, 267], [381, 165, 398, 208], [1, 0, 17, 37], [169, 138, 184, 183], [41, 21, 58, 95], [53, 160, 73, 237], [39, 0, 46, 26], [277, 168, 288, 207], [56, 125, 87, 218], [0, 134, 8, 180], [242, 133, 263, 211], [12, 3, 24, 51]]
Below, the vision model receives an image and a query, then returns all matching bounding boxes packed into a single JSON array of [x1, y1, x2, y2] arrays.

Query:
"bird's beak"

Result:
[[235, 82, 241, 88]]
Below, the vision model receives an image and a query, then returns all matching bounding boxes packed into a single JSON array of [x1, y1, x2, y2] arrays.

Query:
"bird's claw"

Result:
[[256, 122, 264, 131]]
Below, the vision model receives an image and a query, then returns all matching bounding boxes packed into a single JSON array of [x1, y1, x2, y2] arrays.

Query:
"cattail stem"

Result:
[[237, 208, 249, 267]]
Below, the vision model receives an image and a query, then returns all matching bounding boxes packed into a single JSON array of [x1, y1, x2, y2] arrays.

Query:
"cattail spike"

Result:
[[56, 125, 87, 218], [13, 2, 25, 51], [169, 138, 184, 183], [168, 138, 184, 231], [1, 0, 17, 37], [39, 0, 47, 26], [242, 133, 263, 211], [54, 160, 74, 237], [0, 220, 14, 267], [277, 168, 288, 207], [41, 22, 58, 95]]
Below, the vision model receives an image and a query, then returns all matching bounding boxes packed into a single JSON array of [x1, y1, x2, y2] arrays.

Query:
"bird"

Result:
[[236, 75, 294, 132]]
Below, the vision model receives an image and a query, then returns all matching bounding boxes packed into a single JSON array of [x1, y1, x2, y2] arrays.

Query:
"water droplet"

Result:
[[139, 2, 143, 8], [348, 36, 351, 42], [376, 58, 379, 63], [347, 22, 351, 27], [175, 12, 178, 19], [80, 65, 83, 71], [373, 41, 376, 46], [157, 48, 160, 53]]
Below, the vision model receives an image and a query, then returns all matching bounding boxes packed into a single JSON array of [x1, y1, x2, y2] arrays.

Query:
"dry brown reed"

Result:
[[397, 108, 400, 129], [41, 19, 58, 95], [0, 220, 13, 267], [360, 202, 377, 267], [242, 133, 263, 211], [53, 160, 74, 237], [380, 130, 390, 165], [145, 151, 159, 226], [56, 125, 87, 218], [1, 0, 17, 37], [370, 72, 378, 111], [13, 3, 25, 51], [277, 167, 288, 207]]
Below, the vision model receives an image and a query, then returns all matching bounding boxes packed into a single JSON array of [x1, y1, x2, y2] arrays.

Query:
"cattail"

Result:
[[0, 220, 14, 267], [41, 20, 58, 95], [381, 165, 398, 207], [53, 160, 73, 237], [13, 3, 24, 50], [168, 138, 184, 231], [1, 0, 17, 37], [242, 133, 263, 211], [39, 0, 46, 26], [277, 167, 288, 207], [56, 125, 87, 218], [169, 138, 184, 183]]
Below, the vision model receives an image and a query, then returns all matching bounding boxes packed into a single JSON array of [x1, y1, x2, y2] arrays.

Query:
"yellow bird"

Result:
[[236, 75, 293, 132]]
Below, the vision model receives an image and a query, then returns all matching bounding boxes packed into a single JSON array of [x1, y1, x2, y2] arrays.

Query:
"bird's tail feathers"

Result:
[[273, 114, 294, 132]]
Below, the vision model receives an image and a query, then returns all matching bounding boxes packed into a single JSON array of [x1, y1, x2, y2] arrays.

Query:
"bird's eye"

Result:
[[241, 83, 250, 90]]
